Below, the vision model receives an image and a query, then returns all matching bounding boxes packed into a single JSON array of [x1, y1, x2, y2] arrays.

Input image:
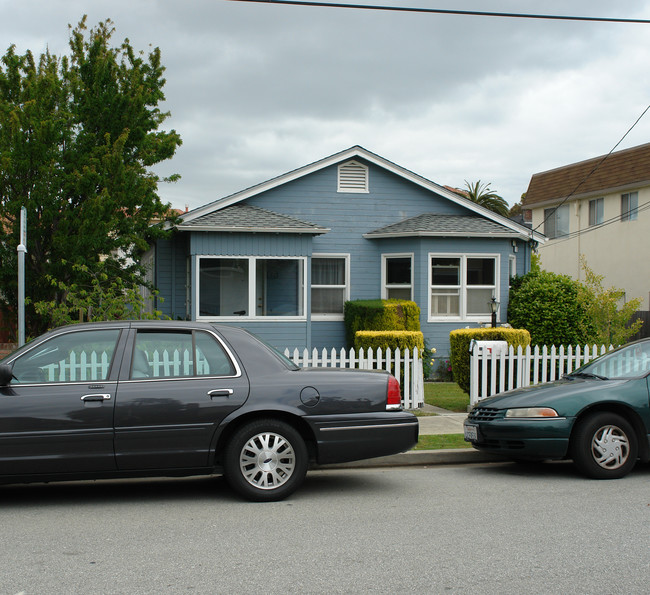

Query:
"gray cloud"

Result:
[[3, 0, 650, 208]]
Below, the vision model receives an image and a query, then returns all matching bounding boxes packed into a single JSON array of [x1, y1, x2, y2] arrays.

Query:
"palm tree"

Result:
[[463, 180, 509, 217]]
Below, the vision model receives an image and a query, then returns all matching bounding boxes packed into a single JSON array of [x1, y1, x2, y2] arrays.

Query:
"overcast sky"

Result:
[[3, 0, 650, 210]]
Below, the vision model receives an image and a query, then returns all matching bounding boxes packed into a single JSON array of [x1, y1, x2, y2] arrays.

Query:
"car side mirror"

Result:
[[0, 363, 13, 386]]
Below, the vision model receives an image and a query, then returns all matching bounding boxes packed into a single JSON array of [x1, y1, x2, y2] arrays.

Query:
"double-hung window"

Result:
[[589, 198, 604, 226], [429, 254, 498, 320], [382, 254, 413, 300], [311, 255, 349, 318], [198, 256, 306, 319], [543, 204, 569, 238], [621, 192, 638, 221]]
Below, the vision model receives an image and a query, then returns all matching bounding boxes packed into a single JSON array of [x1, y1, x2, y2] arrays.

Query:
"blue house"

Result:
[[149, 146, 543, 358]]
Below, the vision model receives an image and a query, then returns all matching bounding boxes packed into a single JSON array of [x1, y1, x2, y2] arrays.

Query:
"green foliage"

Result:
[[449, 327, 531, 394], [508, 258, 643, 348], [577, 256, 643, 346], [463, 180, 509, 217], [31, 262, 166, 328], [507, 269, 593, 346], [344, 299, 420, 346], [354, 330, 425, 353], [0, 16, 181, 336]]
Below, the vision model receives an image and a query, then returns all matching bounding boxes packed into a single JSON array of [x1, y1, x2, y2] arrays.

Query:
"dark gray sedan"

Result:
[[0, 321, 418, 500]]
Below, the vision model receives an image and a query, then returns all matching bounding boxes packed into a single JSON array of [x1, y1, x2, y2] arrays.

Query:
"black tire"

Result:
[[571, 412, 638, 479], [223, 419, 308, 502]]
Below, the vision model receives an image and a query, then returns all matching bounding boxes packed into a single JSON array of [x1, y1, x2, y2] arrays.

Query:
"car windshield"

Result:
[[569, 341, 650, 380]]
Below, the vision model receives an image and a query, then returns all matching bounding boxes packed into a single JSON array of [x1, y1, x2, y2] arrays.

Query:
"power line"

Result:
[[532, 103, 650, 234], [226, 0, 650, 24], [545, 200, 650, 246]]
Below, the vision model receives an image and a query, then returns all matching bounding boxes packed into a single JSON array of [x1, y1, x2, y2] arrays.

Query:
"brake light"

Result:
[[386, 375, 402, 410]]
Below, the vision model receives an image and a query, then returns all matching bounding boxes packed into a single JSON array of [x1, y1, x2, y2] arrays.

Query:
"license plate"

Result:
[[464, 424, 478, 442]]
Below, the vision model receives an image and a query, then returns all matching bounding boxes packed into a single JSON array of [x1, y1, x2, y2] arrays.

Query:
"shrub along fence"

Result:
[[284, 346, 424, 410], [470, 343, 615, 405]]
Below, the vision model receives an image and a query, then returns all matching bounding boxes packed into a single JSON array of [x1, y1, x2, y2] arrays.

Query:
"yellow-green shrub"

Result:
[[449, 328, 531, 394], [344, 299, 420, 346], [354, 330, 425, 353]]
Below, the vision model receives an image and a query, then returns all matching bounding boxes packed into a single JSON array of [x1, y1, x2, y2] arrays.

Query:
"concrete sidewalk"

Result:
[[318, 407, 506, 469], [417, 405, 468, 435]]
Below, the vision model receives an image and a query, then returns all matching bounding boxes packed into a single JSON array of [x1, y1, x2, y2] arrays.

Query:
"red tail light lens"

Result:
[[386, 375, 402, 410]]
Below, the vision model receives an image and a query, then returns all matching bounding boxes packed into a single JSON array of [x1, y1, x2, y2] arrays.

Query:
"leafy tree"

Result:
[[32, 262, 167, 328], [577, 256, 642, 346], [507, 269, 594, 346], [463, 180, 509, 217], [0, 16, 181, 336]]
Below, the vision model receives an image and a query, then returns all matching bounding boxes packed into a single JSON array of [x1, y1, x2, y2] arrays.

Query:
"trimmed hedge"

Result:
[[354, 330, 425, 353], [449, 327, 531, 394], [344, 299, 420, 346]]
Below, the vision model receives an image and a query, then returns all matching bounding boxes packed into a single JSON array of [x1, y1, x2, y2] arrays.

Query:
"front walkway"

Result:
[[417, 404, 468, 435]]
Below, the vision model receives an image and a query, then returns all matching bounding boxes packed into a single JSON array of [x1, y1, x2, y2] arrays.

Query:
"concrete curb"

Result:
[[316, 448, 505, 469]]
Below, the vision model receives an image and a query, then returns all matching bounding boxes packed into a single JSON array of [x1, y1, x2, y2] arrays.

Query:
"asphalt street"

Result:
[[1, 463, 648, 594]]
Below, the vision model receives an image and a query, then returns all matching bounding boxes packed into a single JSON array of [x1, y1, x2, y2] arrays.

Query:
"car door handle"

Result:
[[208, 389, 233, 398], [81, 393, 112, 402]]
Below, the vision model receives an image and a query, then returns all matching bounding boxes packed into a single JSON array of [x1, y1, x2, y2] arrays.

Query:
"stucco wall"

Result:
[[532, 186, 650, 308]]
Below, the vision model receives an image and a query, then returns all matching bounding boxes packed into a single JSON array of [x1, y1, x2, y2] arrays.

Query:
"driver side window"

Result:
[[11, 330, 120, 384]]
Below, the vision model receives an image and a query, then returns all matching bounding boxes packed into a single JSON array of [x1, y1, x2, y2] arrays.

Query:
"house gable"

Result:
[[181, 145, 540, 242]]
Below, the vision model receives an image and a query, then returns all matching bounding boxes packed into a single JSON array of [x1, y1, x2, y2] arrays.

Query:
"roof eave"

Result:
[[176, 224, 330, 234], [362, 230, 536, 240]]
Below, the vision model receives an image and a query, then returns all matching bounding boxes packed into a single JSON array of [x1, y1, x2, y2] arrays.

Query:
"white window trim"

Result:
[[428, 253, 501, 322], [311, 253, 350, 321], [381, 253, 414, 301], [195, 255, 308, 322], [508, 254, 517, 287]]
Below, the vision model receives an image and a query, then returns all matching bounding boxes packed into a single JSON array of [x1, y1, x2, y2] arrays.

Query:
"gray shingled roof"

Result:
[[177, 204, 329, 234], [364, 213, 518, 238]]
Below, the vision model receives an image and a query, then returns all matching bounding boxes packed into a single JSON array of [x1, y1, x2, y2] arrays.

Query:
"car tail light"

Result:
[[386, 375, 402, 410]]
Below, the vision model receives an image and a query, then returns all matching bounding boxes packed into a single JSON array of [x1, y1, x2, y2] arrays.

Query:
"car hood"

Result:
[[476, 377, 631, 415]]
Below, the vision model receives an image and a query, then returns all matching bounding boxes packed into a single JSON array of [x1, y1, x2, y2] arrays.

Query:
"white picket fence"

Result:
[[43, 350, 112, 382], [470, 344, 615, 405], [283, 346, 424, 409], [43, 348, 209, 382]]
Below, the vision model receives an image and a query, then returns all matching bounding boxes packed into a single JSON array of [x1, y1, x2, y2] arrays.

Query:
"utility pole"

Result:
[[17, 207, 26, 346]]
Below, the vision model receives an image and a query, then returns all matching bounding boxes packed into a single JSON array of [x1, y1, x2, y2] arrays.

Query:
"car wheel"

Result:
[[224, 419, 308, 501], [571, 412, 638, 479]]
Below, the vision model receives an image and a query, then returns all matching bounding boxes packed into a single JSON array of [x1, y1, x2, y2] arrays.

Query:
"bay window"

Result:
[[429, 254, 498, 319]]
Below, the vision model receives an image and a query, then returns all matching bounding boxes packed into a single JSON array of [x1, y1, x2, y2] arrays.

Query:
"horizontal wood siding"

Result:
[[225, 322, 308, 351], [309, 321, 347, 350], [155, 236, 189, 320], [190, 232, 311, 257]]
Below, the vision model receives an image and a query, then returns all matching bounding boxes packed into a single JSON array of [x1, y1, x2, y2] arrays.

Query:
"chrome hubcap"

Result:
[[591, 425, 630, 470], [240, 431, 295, 490]]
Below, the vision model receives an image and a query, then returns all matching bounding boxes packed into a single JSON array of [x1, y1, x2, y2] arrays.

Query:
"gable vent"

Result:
[[338, 161, 369, 193]]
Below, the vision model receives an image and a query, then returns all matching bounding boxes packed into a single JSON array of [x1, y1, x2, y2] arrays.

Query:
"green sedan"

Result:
[[464, 339, 650, 479]]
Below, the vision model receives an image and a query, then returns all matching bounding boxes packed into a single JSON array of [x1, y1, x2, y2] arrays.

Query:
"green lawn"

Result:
[[424, 382, 469, 413], [413, 434, 470, 450]]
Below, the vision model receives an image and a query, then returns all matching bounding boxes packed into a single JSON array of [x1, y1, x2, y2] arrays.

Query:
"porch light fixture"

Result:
[[489, 297, 500, 328]]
